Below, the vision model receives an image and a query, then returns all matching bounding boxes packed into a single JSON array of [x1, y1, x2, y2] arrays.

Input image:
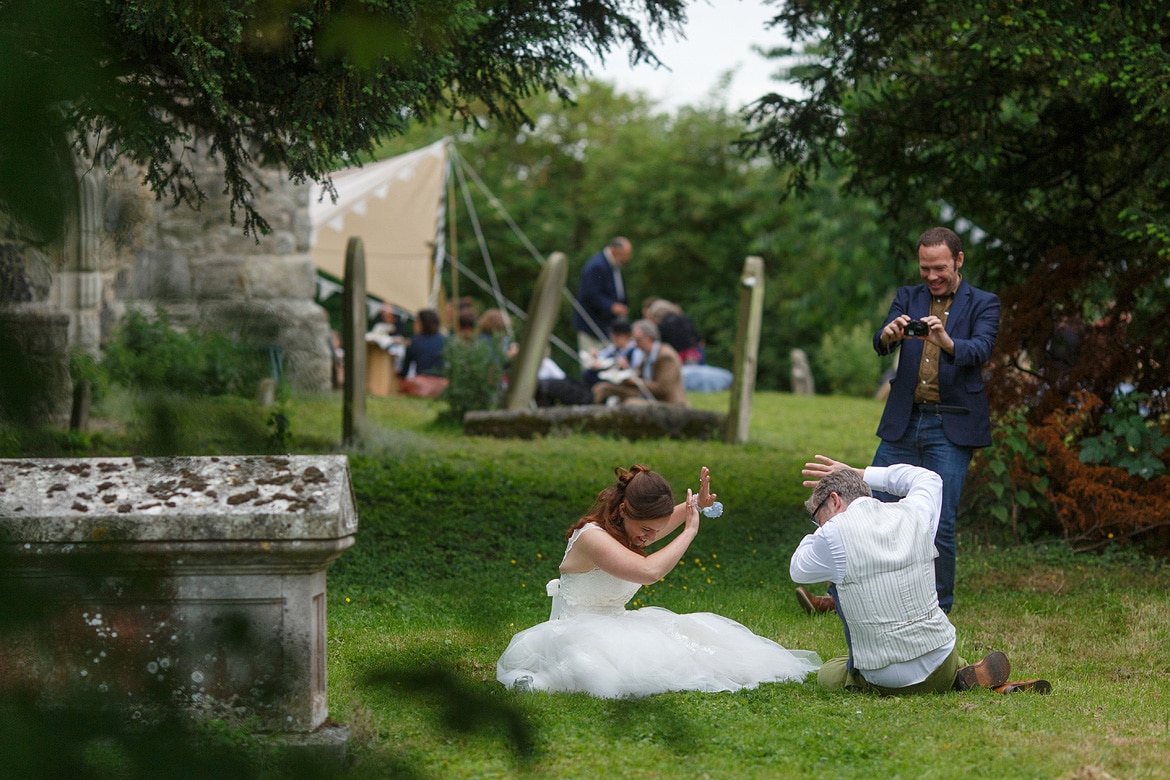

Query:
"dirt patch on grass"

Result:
[[1058, 768, 1118, 780], [967, 564, 1085, 595]]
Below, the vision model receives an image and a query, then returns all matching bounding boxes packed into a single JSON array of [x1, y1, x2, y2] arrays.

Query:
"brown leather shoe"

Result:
[[954, 651, 1011, 690], [995, 679, 1052, 694], [795, 586, 836, 615]]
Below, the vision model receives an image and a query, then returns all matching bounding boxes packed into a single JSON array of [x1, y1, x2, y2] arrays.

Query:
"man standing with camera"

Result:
[[796, 227, 1000, 617]]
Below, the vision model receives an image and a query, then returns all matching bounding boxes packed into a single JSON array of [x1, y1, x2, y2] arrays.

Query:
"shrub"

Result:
[[965, 407, 1053, 545], [438, 337, 506, 423], [818, 322, 883, 397], [1078, 391, 1169, 479], [102, 309, 271, 398], [266, 406, 292, 452], [968, 391, 1170, 551], [1042, 392, 1170, 550], [130, 391, 278, 456]]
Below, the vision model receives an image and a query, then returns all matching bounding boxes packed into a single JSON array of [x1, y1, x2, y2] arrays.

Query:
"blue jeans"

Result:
[[871, 408, 974, 613], [827, 583, 854, 671]]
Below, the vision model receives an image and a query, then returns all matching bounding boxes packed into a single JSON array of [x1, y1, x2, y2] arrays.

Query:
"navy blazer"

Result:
[[874, 279, 1000, 448], [572, 249, 626, 337]]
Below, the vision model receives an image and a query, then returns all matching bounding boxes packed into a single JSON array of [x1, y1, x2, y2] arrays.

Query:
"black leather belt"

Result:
[[914, 403, 970, 415]]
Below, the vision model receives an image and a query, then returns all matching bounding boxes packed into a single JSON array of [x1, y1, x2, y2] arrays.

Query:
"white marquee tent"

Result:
[[309, 138, 448, 317], [308, 138, 601, 366]]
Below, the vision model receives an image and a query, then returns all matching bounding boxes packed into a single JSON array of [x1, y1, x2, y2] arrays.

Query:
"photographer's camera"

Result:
[[904, 320, 929, 337]]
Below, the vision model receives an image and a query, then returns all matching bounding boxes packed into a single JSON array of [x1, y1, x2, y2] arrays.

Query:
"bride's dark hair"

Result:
[[566, 465, 675, 552]]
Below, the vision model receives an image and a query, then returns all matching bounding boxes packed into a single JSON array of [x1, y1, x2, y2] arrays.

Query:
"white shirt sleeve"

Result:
[[863, 464, 944, 538], [789, 523, 847, 584]]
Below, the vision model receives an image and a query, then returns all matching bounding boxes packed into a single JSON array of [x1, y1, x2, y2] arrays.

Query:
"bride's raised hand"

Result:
[[697, 466, 717, 508], [684, 488, 701, 530]]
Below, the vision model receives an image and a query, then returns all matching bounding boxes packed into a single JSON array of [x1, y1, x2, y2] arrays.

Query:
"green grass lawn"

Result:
[[308, 391, 1170, 780], [6, 388, 1167, 778]]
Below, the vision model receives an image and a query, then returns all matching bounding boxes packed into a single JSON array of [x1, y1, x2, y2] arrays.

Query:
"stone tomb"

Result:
[[0, 455, 357, 733]]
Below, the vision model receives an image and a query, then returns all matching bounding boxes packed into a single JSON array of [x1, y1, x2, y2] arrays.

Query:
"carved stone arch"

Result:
[[48, 168, 107, 354]]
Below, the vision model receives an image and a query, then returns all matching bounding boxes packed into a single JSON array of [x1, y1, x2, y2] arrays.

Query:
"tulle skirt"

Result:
[[496, 606, 821, 698]]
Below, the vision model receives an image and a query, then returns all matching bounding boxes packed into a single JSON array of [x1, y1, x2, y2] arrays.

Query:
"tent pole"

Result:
[[447, 151, 459, 326]]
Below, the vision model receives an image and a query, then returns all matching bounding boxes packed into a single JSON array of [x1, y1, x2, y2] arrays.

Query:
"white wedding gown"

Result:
[[497, 523, 821, 698]]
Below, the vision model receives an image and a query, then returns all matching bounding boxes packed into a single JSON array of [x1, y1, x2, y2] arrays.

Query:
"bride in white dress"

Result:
[[496, 465, 821, 698]]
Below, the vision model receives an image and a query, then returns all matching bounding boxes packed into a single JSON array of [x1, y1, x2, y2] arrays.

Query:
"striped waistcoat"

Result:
[[834, 497, 956, 671]]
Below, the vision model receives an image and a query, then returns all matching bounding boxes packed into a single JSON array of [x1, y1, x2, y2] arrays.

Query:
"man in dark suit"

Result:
[[571, 237, 632, 366], [796, 227, 999, 617]]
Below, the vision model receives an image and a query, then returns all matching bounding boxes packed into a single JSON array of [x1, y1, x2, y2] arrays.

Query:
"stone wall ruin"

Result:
[[2, 146, 333, 408]]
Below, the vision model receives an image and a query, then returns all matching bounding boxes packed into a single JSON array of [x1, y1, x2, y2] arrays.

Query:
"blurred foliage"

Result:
[[966, 407, 1054, 546], [0, 0, 687, 240], [68, 348, 110, 404], [818, 322, 885, 398]]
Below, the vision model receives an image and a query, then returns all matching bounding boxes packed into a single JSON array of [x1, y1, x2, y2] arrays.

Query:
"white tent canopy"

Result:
[[309, 139, 448, 316], [308, 138, 599, 365]]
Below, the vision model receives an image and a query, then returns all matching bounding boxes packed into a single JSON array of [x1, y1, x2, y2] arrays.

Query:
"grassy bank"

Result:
[[5, 389, 1168, 778], [315, 392, 1170, 780]]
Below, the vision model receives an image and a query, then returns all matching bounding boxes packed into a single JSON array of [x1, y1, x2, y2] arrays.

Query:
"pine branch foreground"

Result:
[[0, 0, 686, 240]]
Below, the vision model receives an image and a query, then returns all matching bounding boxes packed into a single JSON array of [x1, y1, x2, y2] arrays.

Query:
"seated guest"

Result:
[[582, 318, 638, 388], [367, 304, 408, 378], [398, 308, 446, 379], [446, 296, 478, 337], [682, 364, 734, 393], [477, 308, 520, 365], [535, 351, 594, 407], [538, 352, 566, 381], [456, 310, 478, 342], [368, 303, 400, 343], [647, 298, 704, 365], [592, 319, 688, 407]]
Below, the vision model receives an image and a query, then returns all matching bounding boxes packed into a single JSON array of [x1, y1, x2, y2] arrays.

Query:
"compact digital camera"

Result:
[[904, 320, 930, 337]]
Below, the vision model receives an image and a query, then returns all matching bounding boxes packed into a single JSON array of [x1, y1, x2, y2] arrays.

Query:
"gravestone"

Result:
[[504, 252, 567, 411], [342, 237, 368, 446], [726, 256, 765, 444], [0, 455, 357, 735], [71, 378, 92, 431], [791, 348, 816, 395], [1, 241, 73, 426]]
